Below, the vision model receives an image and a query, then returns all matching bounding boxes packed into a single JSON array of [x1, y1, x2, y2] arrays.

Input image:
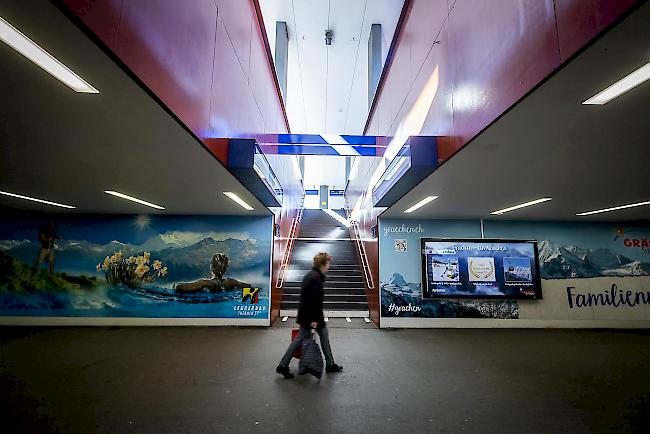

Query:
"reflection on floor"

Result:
[[1, 327, 649, 433]]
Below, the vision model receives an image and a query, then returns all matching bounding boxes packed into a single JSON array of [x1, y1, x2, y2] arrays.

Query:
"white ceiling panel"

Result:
[[259, 0, 405, 135]]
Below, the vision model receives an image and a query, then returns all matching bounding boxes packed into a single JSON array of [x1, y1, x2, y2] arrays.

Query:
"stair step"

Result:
[[282, 289, 366, 296], [281, 301, 369, 311], [283, 294, 367, 302], [281, 209, 367, 312]]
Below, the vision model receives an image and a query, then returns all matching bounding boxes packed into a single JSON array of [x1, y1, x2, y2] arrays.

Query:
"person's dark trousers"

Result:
[[279, 325, 335, 368]]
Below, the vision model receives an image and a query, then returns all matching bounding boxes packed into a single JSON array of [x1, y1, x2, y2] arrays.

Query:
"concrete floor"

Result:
[[1, 327, 649, 434]]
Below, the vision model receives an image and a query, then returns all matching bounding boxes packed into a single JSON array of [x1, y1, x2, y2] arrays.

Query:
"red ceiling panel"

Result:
[[554, 0, 638, 61], [63, 0, 123, 51], [218, 0, 254, 78], [210, 17, 246, 139], [115, 0, 217, 141], [446, 0, 560, 159], [405, 0, 449, 84]]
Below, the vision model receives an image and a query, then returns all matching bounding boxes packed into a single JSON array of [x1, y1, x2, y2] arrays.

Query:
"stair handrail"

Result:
[[276, 206, 303, 289], [345, 207, 375, 291]]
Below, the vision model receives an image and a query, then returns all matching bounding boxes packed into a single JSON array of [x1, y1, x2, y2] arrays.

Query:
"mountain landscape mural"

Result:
[[0, 215, 273, 319], [538, 240, 650, 278]]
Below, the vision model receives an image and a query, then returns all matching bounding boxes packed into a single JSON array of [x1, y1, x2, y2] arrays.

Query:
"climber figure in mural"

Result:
[[175, 253, 250, 293]]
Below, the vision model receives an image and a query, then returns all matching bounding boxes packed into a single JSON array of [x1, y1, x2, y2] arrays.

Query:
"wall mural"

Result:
[[0, 214, 272, 319], [379, 219, 650, 321]]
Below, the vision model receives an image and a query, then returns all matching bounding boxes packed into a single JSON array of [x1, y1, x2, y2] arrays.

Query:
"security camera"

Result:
[[325, 30, 333, 46]]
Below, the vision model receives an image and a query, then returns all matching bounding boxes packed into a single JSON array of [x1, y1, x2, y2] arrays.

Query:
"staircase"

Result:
[[280, 209, 369, 317]]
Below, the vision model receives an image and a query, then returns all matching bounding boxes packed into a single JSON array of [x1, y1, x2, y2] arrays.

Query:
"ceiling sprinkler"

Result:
[[325, 30, 333, 46]]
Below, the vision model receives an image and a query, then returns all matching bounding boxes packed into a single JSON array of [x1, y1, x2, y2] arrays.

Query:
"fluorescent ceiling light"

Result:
[[384, 157, 408, 181], [404, 196, 437, 213], [0, 190, 75, 209], [576, 200, 650, 216], [223, 192, 254, 211], [104, 190, 164, 210], [323, 208, 351, 227], [583, 61, 650, 105], [0, 17, 99, 93], [490, 197, 551, 215]]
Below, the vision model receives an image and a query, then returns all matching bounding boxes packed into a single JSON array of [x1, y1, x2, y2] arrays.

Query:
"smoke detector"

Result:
[[325, 30, 333, 46]]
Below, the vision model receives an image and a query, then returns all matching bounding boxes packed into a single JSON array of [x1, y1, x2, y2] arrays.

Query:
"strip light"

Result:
[[0, 190, 75, 209], [104, 190, 164, 210], [583, 61, 650, 105], [323, 208, 351, 227], [223, 192, 254, 211], [404, 196, 437, 213], [384, 157, 408, 182], [0, 17, 99, 93], [576, 200, 650, 216], [490, 198, 551, 215]]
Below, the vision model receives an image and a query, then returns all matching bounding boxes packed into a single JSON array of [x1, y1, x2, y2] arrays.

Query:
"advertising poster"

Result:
[[0, 214, 273, 320], [379, 219, 650, 323], [421, 239, 541, 299]]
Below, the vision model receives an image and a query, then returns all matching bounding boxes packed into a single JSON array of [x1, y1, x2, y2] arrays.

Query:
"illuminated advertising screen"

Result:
[[421, 238, 542, 299]]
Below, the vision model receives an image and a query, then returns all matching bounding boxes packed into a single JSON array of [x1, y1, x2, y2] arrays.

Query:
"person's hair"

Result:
[[313, 252, 333, 269]]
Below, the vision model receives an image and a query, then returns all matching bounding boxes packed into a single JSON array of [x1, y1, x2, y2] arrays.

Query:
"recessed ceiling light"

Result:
[[323, 208, 351, 227], [582, 61, 650, 105], [490, 198, 552, 215], [104, 190, 164, 209], [576, 200, 650, 216], [0, 16, 99, 93], [0, 190, 75, 209], [223, 192, 254, 211], [404, 196, 437, 213]]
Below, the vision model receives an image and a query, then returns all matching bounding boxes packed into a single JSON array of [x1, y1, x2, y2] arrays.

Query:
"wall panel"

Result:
[[117, 0, 217, 141], [555, 0, 638, 61]]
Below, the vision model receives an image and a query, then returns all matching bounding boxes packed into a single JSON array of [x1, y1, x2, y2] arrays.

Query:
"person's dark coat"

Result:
[[296, 267, 325, 329]]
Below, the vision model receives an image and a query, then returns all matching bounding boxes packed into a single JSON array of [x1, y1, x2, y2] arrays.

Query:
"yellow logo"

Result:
[[242, 287, 260, 304]]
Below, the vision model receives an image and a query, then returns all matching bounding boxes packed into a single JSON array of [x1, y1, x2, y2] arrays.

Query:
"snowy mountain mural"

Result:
[[380, 273, 519, 319], [0, 214, 273, 319], [0, 233, 266, 281], [538, 240, 650, 278]]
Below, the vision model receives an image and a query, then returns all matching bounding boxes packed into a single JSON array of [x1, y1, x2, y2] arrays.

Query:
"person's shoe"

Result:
[[276, 365, 294, 379], [326, 364, 343, 373]]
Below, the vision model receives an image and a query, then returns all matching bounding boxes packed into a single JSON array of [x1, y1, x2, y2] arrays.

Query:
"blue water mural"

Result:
[[0, 214, 273, 319]]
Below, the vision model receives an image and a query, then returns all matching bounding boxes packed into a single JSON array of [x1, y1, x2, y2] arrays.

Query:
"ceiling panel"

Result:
[[259, 0, 405, 135], [0, 1, 269, 216], [381, 2, 650, 222]]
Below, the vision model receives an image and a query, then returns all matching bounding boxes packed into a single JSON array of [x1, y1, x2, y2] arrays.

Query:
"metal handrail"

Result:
[[275, 206, 303, 289], [345, 206, 375, 291]]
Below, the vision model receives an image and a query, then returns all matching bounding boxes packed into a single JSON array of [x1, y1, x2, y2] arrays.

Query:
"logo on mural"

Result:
[[394, 239, 407, 252], [383, 224, 424, 237], [614, 227, 650, 254], [242, 287, 260, 304]]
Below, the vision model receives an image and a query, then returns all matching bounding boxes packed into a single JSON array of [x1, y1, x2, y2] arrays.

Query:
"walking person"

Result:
[[276, 252, 343, 379]]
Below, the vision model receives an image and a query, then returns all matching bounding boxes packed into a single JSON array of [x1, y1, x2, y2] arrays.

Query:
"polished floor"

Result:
[[1, 326, 649, 433]]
